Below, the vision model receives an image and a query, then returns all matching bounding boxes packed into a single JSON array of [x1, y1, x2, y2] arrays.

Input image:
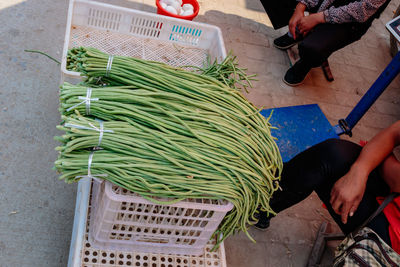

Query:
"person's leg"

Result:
[[312, 159, 391, 243], [256, 138, 359, 228], [256, 139, 391, 245], [269, 139, 364, 212], [311, 157, 391, 245], [298, 23, 367, 68], [284, 22, 369, 86]]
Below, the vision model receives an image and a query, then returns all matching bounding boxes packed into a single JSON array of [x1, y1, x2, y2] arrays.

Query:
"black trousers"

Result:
[[268, 139, 391, 246], [260, 0, 372, 67], [298, 23, 369, 67]]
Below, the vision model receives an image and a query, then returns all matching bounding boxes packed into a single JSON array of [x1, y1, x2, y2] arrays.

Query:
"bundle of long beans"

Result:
[[187, 52, 256, 92], [59, 47, 282, 246]]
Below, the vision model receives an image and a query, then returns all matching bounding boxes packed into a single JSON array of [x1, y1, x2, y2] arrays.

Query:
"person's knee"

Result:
[[316, 138, 362, 166], [319, 138, 346, 149], [298, 41, 329, 67], [299, 40, 322, 55], [298, 40, 327, 65], [283, 138, 362, 186]]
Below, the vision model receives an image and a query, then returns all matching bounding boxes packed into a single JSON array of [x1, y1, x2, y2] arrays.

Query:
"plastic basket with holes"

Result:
[[61, 0, 226, 81], [88, 180, 233, 256], [68, 178, 228, 267]]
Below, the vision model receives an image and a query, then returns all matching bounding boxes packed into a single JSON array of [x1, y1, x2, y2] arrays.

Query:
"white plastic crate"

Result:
[[89, 180, 233, 256], [63, 0, 231, 262], [61, 0, 226, 80], [68, 178, 228, 267]]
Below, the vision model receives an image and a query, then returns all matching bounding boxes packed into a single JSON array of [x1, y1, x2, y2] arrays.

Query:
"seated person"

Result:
[[260, 0, 391, 86], [256, 121, 400, 256]]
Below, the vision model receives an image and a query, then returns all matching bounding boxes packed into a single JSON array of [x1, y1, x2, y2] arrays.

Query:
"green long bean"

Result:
[[57, 47, 283, 248]]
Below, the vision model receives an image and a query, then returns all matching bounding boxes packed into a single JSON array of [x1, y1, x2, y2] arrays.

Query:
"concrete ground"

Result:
[[0, 0, 399, 266]]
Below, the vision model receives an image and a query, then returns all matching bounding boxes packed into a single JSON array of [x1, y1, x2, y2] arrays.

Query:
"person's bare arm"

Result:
[[381, 152, 400, 192], [351, 121, 400, 175], [330, 121, 400, 224]]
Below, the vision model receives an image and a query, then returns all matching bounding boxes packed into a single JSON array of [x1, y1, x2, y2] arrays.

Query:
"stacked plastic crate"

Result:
[[62, 1, 230, 266]]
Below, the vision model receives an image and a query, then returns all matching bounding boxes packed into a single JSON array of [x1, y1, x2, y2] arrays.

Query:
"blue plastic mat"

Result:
[[260, 104, 338, 162]]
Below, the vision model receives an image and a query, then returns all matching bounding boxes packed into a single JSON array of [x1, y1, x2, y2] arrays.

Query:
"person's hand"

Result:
[[330, 166, 368, 224], [297, 12, 325, 36], [289, 3, 306, 40]]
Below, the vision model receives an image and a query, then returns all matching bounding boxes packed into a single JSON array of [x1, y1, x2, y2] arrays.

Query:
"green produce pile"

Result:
[[56, 47, 282, 246]]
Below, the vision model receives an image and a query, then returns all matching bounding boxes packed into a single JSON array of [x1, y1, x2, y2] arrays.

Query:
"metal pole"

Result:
[[334, 51, 400, 136]]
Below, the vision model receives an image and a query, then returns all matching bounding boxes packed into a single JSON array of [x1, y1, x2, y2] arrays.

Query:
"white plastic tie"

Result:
[[75, 151, 107, 183], [96, 119, 105, 148], [105, 55, 114, 77], [64, 119, 113, 149], [66, 88, 99, 115]]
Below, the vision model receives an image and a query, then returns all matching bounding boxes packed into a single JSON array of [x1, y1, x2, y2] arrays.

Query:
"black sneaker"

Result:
[[283, 60, 312, 86], [273, 33, 300, 50], [253, 211, 272, 231]]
